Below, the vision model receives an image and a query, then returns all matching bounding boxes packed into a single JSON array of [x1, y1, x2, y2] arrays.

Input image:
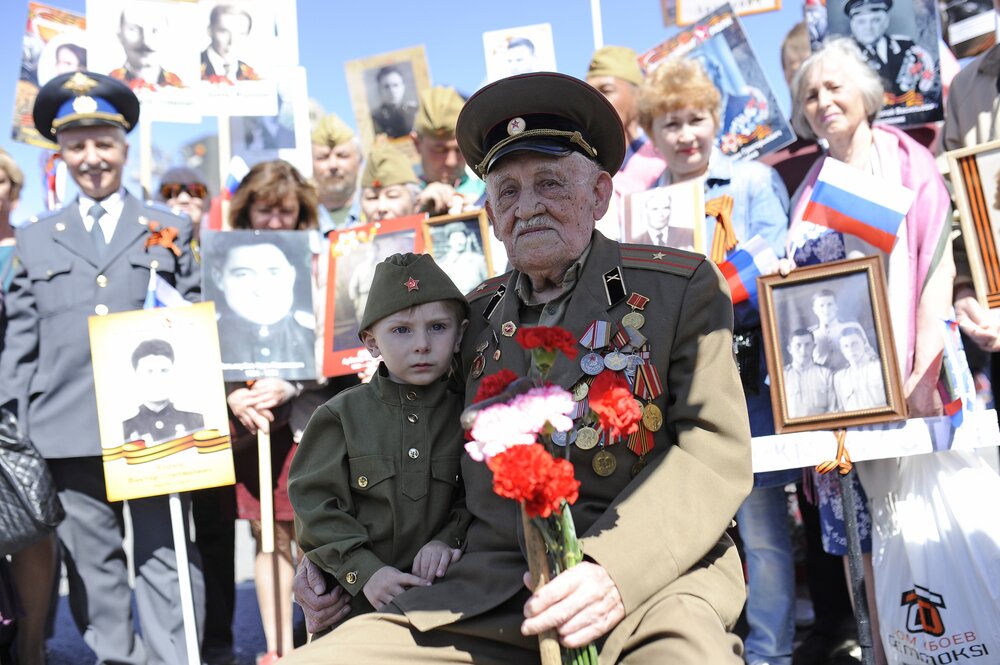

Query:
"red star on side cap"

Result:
[[405, 277, 420, 292]]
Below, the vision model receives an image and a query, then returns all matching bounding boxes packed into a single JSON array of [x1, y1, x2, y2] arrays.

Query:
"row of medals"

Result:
[[557, 308, 663, 479]]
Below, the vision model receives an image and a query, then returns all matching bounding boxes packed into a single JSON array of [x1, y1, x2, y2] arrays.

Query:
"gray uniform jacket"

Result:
[[0, 194, 199, 458]]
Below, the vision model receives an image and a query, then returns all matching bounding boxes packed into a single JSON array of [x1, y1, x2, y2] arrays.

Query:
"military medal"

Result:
[[642, 404, 663, 432], [579, 320, 612, 375], [470, 354, 486, 379], [551, 430, 569, 447], [501, 321, 517, 337], [592, 449, 617, 477], [575, 426, 599, 450], [622, 293, 650, 330], [570, 381, 590, 401], [491, 330, 501, 361], [631, 456, 647, 477], [580, 353, 604, 375], [603, 351, 628, 372]]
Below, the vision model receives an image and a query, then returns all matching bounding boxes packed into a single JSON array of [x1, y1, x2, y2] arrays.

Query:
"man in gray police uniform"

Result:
[[0, 71, 203, 664]]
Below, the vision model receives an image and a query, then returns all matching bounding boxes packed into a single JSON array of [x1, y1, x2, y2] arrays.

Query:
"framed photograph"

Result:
[[947, 139, 1000, 311], [759, 255, 906, 433], [622, 181, 705, 252], [482, 23, 557, 83], [822, 0, 943, 126], [942, 0, 996, 59], [89, 302, 235, 502], [639, 6, 796, 160], [201, 229, 317, 382], [423, 209, 494, 294], [345, 45, 430, 156], [324, 215, 427, 377], [674, 0, 781, 27]]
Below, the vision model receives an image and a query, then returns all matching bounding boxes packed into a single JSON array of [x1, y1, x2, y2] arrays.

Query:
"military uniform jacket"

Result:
[[0, 194, 198, 458], [391, 232, 752, 654], [123, 402, 205, 444], [289, 365, 470, 615]]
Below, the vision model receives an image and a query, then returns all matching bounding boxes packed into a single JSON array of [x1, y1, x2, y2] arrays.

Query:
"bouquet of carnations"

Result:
[[461, 326, 642, 665]]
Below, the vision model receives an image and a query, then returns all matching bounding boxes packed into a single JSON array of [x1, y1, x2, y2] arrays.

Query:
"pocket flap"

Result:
[[430, 455, 461, 487], [27, 261, 71, 282], [348, 455, 396, 491]]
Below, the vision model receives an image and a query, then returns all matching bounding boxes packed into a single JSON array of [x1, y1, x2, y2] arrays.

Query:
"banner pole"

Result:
[[217, 113, 232, 229], [139, 115, 153, 200], [168, 492, 201, 665], [840, 466, 876, 665], [590, 0, 604, 51], [257, 428, 283, 654]]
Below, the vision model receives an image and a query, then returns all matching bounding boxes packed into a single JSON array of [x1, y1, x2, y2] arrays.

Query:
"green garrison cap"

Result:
[[359, 252, 469, 334], [587, 46, 643, 87], [361, 141, 419, 189], [414, 86, 465, 139], [456, 72, 626, 179], [311, 112, 355, 147], [33, 71, 140, 139]]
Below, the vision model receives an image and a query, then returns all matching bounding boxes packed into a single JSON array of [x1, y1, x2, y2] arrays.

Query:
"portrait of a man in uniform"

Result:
[[368, 64, 418, 139], [503, 36, 536, 76], [782, 329, 834, 419], [110, 4, 183, 88], [123, 338, 204, 445], [844, 0, 936, 100], [200, 3, 259, 82]]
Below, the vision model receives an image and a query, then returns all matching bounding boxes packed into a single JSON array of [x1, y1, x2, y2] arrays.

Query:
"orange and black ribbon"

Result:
[[705, 194, 737, 264], [102, 429, 231, 465], [815, 429, 853, 475], [145, 221, 181, 257]]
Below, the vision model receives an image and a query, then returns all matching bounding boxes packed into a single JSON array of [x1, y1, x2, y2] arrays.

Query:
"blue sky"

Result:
[[0, 0, 802, 218]]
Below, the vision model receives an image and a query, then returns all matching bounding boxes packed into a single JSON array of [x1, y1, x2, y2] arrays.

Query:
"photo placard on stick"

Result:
[[639, 5, 796, 161], [229, 66, 312, 177], [758, 256, 907, 434], [947, 139, 1000, 312], [674, 0, 780, 26], [345, 46, 430, 157], [89, 302, 235, 502], [942, 1, 996, 59], [201, 230, 317, 382], [12, 2, 87, 148], [623, 181, 705, 252], [482, 23, 557, 83], [819, 0, 944, 126], [323, 215, 427, 377], [423, 209, 494, 295]]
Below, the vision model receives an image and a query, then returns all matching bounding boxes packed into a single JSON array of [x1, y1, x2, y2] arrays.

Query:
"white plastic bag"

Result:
[[868, 450, 1000, 665]]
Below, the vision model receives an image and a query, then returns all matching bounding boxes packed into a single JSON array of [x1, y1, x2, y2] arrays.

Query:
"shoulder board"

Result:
[[619, 243, 704, 279], [143, 200, 184, 217], [466, 272, 511, 302], [24, 208, 60, 226]]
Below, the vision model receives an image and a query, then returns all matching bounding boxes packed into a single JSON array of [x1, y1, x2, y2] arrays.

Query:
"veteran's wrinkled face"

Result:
[[485, 152, 611, 276], [58, 125, 128, 201]]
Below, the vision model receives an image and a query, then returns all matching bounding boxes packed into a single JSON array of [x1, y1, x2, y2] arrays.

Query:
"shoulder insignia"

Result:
[[144, 200, 178, 215], [26, 209, 61, 227], [619, 243, 704, 279], [466, 272, 510, 302]]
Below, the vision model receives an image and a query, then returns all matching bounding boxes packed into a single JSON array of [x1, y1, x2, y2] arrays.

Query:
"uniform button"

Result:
[[260, 348, 271, 357], [407, 413, 418, 423], [150, 259, 159, 270], [408, 448, 419, 459], [95, 304, 109, 316], [546, 306, 557, 315], [46, 269, 54, 277], [357, 476, 368, 488], [345, 571, 358, 584], [405, 391, 417, 401], [154, 421, 164, 429], [96, 274, 108, 287], [454, 474, 460, 482]]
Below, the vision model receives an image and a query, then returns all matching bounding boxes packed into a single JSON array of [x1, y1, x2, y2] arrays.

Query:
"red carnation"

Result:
[[589, 371, 642, 440], [487, 444, 580, 518], [515, 326, 578, 359], [472, 369, 519, 404]]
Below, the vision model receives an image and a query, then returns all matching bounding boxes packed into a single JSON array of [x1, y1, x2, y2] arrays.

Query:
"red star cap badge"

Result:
[[405, 277, 420, 292]]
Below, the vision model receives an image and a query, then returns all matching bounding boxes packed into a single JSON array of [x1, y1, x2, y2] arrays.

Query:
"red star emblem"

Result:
[[405, 277, 420, 292]]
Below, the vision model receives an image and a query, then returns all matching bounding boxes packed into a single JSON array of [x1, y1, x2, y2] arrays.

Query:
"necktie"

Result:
[[89, 203, 107, 256]]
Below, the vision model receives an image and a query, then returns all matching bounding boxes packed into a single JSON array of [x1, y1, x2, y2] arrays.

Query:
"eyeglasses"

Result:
[[159, 182, 208, 200]]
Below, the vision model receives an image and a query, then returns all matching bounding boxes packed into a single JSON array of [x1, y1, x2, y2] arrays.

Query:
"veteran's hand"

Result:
[[293, 557, 352, 634], [227, 388, 273, 435], [955, 291, 1000, 352], [418, 182, 464, 216], [521, 562, 625, 648], [248, 378, 298, 410]]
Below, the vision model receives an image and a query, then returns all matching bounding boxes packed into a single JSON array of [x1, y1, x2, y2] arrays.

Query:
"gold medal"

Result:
[[642, 404, 663, 432], [570, 381, 590, 401], [622, 311, 645, 330], [631, 456, 647, 478], [470, 354, 486, 379], [603, 351, 628, 372], [592, 449, 617, 477], [575, 426, 599, 450]]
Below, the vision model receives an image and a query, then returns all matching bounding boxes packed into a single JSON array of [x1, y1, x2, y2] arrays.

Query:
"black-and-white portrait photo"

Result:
[[483, 23, 557, 83], [425, 215, 491, 295], [123, 338, 205, 445], [771, 272, 888, 417], [201, 230, 316, 381], [200, 2, 259, 82], [364, 62, 418, 139], [624, 182, 702, 251]]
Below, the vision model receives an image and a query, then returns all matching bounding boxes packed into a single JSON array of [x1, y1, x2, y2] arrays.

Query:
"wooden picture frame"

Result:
[[323, 214, 427, 377], [759, 256, 906, 433], [422, 209, 494, 294], [947, 138, 1000, 311]]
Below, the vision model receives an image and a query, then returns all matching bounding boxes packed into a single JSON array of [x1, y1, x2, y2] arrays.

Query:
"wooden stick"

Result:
[[521, 506, 561, 665], [217, 113, 232, 229], [257, 429, 283, 655], [168, 492, 201, 665]]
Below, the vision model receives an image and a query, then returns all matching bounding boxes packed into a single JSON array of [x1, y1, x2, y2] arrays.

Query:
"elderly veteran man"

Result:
[[0, 72, 202, 665], [312, 112, 363, 234], [287, 72, 751, 663], [411, 86, 485, 215]]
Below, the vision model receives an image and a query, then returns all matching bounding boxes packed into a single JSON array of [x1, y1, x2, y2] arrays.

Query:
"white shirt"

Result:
[[79, 189, 125, 244]]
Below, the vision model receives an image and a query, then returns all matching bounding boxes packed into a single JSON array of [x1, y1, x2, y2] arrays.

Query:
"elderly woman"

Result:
[[225, 159, 339, 663], [637, 57, 796, 665], [788, 38, 954, 664]]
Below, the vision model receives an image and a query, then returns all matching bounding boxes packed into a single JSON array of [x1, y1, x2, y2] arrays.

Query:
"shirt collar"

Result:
[[206, 47, 235, 74], [78, 188, 125, 222], [373, 362, 451, 406], [514, 242, 592, 306]]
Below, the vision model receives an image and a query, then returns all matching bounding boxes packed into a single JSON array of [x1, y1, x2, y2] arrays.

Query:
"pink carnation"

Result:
[[465, 385, 574, 462]]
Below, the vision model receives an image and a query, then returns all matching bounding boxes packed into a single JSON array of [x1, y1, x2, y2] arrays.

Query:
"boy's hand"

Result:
[[362, 566, 429, 609], [412, 540, 462, 582]]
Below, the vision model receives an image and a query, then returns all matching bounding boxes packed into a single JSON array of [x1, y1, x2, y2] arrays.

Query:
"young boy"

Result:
[[288, 252, 470, 619]]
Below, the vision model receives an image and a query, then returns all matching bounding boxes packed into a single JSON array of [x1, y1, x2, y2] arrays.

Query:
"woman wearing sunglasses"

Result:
[[157, 166, 210, 237]]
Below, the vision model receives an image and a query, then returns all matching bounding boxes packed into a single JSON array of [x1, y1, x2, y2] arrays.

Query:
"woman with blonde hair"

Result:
[[638, 57, 796, 665]]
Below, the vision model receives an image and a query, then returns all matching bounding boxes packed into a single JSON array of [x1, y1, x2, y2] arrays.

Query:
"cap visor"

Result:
[[486, 139, 574, 173]]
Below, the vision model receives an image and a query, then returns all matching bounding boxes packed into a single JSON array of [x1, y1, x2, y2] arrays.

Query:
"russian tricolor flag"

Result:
[[803, 158, 915, 254], [143, 269, 191, 310], [717, 235, 779, 306], [223, 156, 250, 200]]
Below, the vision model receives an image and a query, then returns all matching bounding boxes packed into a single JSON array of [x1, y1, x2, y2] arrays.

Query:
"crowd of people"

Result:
[[0, 3, 999, 665]]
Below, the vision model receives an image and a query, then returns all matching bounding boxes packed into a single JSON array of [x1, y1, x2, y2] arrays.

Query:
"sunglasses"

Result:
[[159, 182, 208, 200]]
